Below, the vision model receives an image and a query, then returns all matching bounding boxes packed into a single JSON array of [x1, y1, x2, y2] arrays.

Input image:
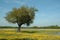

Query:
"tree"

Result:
[[5, 6, 38, 32]]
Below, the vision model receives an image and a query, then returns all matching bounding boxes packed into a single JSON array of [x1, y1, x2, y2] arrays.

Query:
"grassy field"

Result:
[[0, 29, 60, 40]]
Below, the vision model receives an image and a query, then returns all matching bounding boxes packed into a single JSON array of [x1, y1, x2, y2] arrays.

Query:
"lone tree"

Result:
[[5, 6, 38, 32]]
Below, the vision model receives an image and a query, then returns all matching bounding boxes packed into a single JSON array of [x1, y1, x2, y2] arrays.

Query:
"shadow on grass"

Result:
[[21, 31, 38, 33], [0, 38, 8, 40], [0, 38, 37, 40], [12, 38, 37, 40]]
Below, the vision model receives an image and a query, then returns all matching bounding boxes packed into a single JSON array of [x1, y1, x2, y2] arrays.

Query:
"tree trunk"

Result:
[[16, 16, 22, 32], [17, 23, 22, 32]]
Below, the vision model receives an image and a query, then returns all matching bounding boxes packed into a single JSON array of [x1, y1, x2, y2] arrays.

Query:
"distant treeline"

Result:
[[0, 26, 17, 28], [0, 25, 60, 29], [32, 25, 60, 29]]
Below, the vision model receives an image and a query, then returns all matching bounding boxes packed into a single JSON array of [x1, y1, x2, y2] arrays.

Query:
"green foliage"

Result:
[[5, 6, 38, 26]]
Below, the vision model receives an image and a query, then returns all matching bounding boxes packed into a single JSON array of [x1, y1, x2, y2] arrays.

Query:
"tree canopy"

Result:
[[5, 6, 38, 26], [5, 6, 38, 31]]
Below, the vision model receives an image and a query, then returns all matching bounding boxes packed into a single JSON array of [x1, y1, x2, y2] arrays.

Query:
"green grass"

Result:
[[0, 29, 60, 40]]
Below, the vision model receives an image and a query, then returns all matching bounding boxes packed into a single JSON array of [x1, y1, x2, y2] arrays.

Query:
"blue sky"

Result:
[[0, 0, 60, 26]]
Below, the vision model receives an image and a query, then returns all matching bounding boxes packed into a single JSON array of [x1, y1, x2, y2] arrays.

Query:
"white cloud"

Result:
[[4, 0, 26, 5], [5, 0, 9, 3], [0, 7, 2, 9], [5, 0, 20, 3], [11, 0, 21, 4], [0, 7, 3, 9], [0, 7, 11, 18], [2, 9, 9, 13], [0, 18, 17, 26]]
